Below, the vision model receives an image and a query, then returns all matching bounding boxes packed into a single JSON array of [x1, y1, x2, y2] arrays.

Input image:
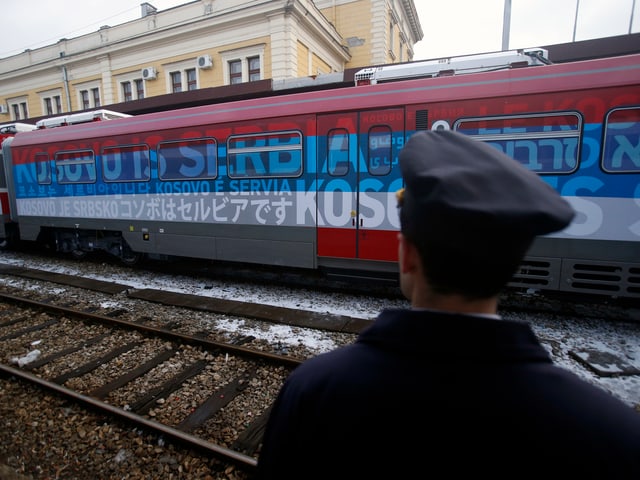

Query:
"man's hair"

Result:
[[401, 208, 530, 299]]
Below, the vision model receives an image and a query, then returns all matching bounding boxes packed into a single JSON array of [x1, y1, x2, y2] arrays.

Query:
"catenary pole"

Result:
[[502, 0, 512, 51]]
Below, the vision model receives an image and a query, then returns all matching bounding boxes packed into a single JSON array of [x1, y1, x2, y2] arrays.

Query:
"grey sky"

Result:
[[1, 0, 638, 60]]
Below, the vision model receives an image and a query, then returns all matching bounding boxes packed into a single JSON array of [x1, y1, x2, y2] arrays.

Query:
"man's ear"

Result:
[[398, 233, 418, 274]]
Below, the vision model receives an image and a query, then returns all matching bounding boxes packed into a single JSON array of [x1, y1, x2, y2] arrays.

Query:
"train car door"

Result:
[[317, 109, 404, 262]]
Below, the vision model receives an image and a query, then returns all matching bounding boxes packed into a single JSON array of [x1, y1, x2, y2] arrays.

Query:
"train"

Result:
[[1, 48, 639, 299]]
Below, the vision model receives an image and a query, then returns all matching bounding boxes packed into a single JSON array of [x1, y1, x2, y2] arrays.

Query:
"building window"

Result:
[[135, 79, 145, 99], [92, 88, 100, 107], [228, 56, 261, 84], [120, 78, 145, 102], [229, 60, 242, 84], [78, 82, 101, 110], [11, 102, 28, 120], [44, 98, 53, 115], [171, 71, 182, 93], [164, 63, 199, 93], [248, 56, 261, 81], [222, 46, 265, 86], [80, 90, 90, 109], [143, 59, 203, 95], [122, 82, 133, 102], [186, 68, 197, 91], [39, 91, 63, 117]]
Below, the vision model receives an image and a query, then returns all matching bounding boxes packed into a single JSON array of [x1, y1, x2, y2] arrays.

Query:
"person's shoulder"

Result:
[[293, 343, 359, 372], [283, 342, 369, 388], [553, 366, 640, 427]]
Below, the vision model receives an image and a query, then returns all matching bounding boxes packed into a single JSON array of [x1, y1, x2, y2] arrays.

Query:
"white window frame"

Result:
[[75, 80, 101, 110], [164, 59, 200, 93], [39, 88, 64, 116], [117, 72, 146, 103], [7, 96, 28, 121], [221, 45, 265, 85]]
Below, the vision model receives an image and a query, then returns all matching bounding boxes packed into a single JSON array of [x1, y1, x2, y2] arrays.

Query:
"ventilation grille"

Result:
[[561, 260, 640, 298], [415, 110, 428, 130], [509, 257, 562, 290], [509, 257, 640, 298]]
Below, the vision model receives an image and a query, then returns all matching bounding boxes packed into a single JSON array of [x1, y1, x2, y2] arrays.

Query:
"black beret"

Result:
[[398, 130, 574, 248]]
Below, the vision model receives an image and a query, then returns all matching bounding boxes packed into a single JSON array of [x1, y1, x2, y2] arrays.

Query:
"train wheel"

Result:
[[121, 251, 142, 266], [71, 249, 87, 260]]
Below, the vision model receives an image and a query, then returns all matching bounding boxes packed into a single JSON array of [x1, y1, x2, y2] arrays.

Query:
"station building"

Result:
[[0, 0, 423, 123]]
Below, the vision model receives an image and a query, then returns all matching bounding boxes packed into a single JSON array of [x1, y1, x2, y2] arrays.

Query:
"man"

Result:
[[256, 130, 640, 479]]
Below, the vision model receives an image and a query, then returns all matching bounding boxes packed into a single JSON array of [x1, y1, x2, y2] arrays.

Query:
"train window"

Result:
[[35, 152, 51, 185], [102, 145, 151, 182], [158, 138, 217, 181], [454, 112, 582, 174], [327, 129, 349, 176], [368, 126, 392, 176], [227, 130, 302, 178], [55, 150, 96, 184], [602, 107, 640, 173]]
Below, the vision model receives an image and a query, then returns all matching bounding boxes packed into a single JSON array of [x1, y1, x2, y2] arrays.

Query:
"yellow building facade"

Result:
[[0, 0, 422, 122]]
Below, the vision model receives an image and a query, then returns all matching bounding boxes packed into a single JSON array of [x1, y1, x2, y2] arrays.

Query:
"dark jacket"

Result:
[[257, 308, 640, 479]]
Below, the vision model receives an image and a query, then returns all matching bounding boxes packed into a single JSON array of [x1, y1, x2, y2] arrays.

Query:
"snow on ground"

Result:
[[0, 251, 638, 408]]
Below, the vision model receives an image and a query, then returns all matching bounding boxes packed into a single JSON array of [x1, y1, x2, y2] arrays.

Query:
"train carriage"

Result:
[[1, 49, 639, 298]]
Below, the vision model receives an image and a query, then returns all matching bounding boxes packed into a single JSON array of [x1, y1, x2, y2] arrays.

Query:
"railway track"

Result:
[[0, 287, 308, 476], [0, 256, 638, 479], [0, 264, 365, 478], [0, 263, 371, 334]]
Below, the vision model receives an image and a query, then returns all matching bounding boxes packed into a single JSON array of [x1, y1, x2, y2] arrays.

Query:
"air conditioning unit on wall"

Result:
[[197, 54, 213, 69], [142, 66, 157, 80]]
